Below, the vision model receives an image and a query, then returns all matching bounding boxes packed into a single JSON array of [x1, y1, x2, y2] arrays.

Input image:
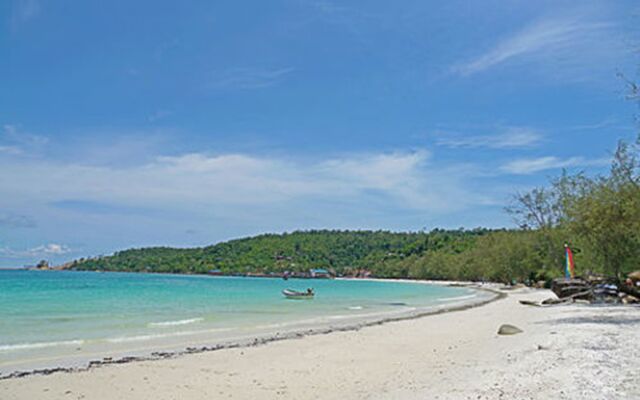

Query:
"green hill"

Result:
[[70, 229, 496, 278]]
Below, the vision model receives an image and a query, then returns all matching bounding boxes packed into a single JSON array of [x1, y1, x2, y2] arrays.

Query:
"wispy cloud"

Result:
[[436, 127, 543, 149], [46, 128, 176, 167], [301, 0, 372, 45], [0, 214, 36, 228], [566, 117, 633, 132], [0, 145, 23, 155], [208, 67, 295, 90], [501, 155, 609, 175], [568, 118, 617, 131], [451, 13, 620, 78], [1, 124, 48, 155], [154, 38, 181, 62], [0, 149, 485, 217], [10, 0, 41, 30], [308, 0, 346, 15], [50, 200, 158, 217], [31, 243, 71, 255], [147, 110, 173, 123], [0, 243, 71, 258]]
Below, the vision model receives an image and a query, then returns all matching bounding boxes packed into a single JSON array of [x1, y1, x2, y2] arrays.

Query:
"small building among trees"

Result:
[[309, 268, 331, 278]]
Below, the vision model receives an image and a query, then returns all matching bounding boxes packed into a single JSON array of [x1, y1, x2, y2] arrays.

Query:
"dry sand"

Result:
[[2, 287, 639, 400]]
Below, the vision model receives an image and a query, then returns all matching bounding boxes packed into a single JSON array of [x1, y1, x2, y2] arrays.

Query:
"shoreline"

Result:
[[3, 287, 638, 399], [0, 281, 501, 380]]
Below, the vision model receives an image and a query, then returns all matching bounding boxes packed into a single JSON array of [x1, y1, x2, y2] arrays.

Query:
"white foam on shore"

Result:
[[328, 307, 417, 321], [106, 327, 232, 344], [437, 294, 477, 302], [0, 340, 84, 352], [149, 318, 204, 327], [255, 306, 421, 329], [107, 333, 192, 344]]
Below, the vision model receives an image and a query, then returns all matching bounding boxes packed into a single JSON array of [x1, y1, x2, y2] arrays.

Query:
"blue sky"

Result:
[[1, 0, 638, 267]]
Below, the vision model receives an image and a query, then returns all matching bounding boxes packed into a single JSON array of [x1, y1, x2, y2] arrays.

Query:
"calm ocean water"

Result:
[[0, 270, 485, 373]]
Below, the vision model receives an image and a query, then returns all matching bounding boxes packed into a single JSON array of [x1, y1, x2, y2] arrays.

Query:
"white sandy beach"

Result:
[[2, 287, 639, 400]]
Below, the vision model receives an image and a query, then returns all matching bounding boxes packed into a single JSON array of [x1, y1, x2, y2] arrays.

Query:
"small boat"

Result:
[[282, 288, 314, 299]]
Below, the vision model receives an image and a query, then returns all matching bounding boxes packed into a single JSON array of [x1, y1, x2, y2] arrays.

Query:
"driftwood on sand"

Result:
[[551, 279, 592, 300], [521, 273, 640, 307], [519, 300, 542, 307], [520, 291, 593, 307]]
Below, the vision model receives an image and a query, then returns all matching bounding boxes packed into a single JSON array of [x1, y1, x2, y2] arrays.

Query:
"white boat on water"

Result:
[[282, 288, 314, 299]]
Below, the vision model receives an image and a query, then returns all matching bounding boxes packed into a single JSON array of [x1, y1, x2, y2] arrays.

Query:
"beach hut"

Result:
[[309, 268, 331, 278]]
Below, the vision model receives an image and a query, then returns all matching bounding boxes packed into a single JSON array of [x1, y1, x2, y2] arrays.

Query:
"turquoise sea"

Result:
[[0, 270, 487, 374]]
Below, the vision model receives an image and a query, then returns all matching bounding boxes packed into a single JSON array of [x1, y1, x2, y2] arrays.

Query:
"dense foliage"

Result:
[[71, 229, 493, 278], [557, 138, 640, 279]]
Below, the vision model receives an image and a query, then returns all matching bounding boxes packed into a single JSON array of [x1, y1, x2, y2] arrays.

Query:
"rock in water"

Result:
[[498, 324, 523, 335]]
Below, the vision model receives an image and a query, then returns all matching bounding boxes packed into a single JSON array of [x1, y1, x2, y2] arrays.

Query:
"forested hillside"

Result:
[[71, 229, 492, 278], [71, 135, 640, 284]]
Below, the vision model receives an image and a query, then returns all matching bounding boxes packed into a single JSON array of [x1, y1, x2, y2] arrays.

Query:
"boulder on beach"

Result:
[[535, 280, 547, 289], [621, 295, 639, 304], [498, 324, 523, 335]]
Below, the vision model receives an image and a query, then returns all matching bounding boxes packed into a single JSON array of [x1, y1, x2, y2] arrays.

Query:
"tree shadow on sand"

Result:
[[540, 315, 640, 326]]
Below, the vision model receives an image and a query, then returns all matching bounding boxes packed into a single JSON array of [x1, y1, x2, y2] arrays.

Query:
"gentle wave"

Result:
[[328, 307, 417, 320], [148, 318, 204, 327], [0, 340, 84, 352], [107, 333, 190, 343], [255, 307, 420, 329], [437, 294, 477, 302], [348, 306, 363, 310], [106, 327, 232, 344]]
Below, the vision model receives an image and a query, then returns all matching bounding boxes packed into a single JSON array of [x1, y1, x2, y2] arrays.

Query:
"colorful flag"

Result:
[[564, 244, 575, 279]]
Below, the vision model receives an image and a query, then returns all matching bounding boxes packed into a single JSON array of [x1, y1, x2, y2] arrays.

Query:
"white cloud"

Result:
[[436, 127, 543, 149], [451, 13, 622, 79], [208, 67, 295, 90], [0, 243, 71, 258], [500, 156, 609, 175], [0, 149, 481, 216], [32, 243, 71, 255]]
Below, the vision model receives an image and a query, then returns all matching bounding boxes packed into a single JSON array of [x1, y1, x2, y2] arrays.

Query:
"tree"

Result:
[[506, 187, 563, 231], [505, 186, 566, 274], [561, 137, 640, 279]]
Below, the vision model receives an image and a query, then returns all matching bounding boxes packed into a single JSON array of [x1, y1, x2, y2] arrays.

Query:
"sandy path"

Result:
[[2, 288, 639, 399]]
